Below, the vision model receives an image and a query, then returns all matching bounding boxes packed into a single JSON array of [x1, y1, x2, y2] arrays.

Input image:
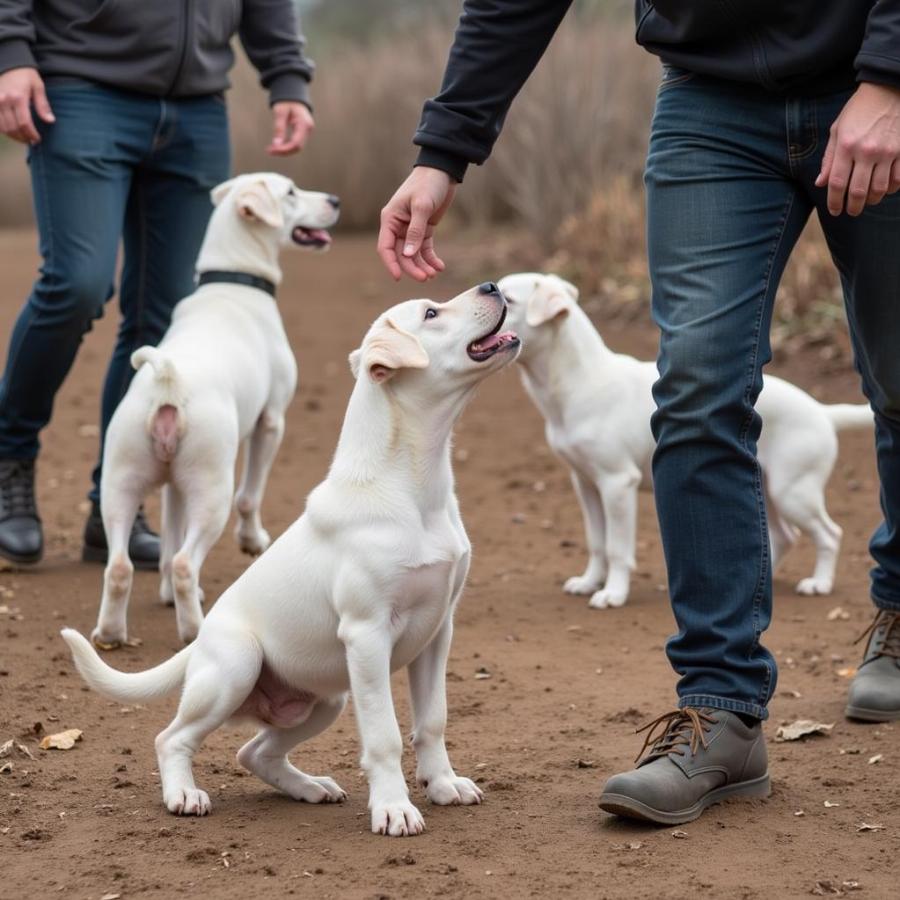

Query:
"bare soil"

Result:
[[0, 229, 897, 900]]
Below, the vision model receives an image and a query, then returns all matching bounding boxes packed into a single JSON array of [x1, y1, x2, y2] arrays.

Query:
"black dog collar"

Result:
[[197, 270, 277, 298]]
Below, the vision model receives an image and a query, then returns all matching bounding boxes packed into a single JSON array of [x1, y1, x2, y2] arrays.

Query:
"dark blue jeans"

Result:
[[0, 81, 230, 501], [647, 71, 900, 720]]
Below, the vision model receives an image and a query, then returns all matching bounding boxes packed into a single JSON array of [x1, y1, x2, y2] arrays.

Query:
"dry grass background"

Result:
[[0, 10, 847, 356]]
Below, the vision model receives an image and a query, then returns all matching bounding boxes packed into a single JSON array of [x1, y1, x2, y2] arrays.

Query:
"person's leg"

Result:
[[802, 90, 900, 720], [83, 94, 230, 565], [0, 83, 144, 563], [600, 73, 812, 824]]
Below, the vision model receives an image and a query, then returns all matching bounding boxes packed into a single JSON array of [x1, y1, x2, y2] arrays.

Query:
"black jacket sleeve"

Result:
[[856, 0, 900, 89], [414, 0, 573, 181], [240, 0, 315, 108]]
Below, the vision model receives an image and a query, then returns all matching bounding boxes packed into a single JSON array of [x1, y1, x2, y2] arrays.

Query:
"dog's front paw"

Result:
[[564, 574, 603, 595], [588, 587, 628, 609], [423, 774, 484, 806], [371, 800, 425, 837], [238, 528, 271, 557], [165, 786, 211, 816], [795, 576, 833, 596]]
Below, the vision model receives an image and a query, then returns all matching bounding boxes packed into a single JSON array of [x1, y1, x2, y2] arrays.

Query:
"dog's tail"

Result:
[[60, 628, 191, 703], [822, 402, 873, 432], [131, 346, 184, 462]]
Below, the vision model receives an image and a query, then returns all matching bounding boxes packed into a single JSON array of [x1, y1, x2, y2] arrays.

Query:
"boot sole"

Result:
[[599, 772, 770, 825], [0, 546, 42, 566], [81, 545, 158, 571], [845, 704, 900, 723]]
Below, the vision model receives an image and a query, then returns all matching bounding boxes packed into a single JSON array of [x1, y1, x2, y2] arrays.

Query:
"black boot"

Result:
[[82, 501, 160, 570], [0, 459, 43, 564]]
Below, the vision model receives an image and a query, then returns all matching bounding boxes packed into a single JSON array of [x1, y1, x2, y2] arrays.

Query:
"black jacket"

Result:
[[0, 0, 313, 107], [414, 1, 900, 181]]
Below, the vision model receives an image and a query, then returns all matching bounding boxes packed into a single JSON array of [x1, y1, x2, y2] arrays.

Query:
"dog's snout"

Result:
[[327, 194, 341, 210], [478, 282, 500, 296]]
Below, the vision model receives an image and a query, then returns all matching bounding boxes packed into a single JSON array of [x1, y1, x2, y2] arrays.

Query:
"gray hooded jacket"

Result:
[[0, 0, 314, 107]]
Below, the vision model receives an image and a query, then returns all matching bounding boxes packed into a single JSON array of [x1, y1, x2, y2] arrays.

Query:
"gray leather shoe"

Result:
[[599, 708, 770, 825], [845, 610, 900, 722]]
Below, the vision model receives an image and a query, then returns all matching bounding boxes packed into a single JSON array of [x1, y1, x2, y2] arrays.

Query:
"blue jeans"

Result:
[[0, 81, 230, 501], [647, 71, 900, 720]]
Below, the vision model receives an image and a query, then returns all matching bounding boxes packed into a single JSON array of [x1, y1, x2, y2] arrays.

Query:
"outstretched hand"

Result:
[[378, 167, 456, 281], [817, 82, 900, 216]]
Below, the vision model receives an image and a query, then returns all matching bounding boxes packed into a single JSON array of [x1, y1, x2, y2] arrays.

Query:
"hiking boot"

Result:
[[82, 501, 160, 570], [845, 610, 900, 722], [598, 707, 770, 825], [0, 458, 43, 564]]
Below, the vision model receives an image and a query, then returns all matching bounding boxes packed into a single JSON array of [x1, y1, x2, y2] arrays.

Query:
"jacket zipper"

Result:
[[168, 0, 194, 95]]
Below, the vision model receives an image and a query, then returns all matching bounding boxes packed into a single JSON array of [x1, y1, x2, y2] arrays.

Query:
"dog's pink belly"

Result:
[[237, 665, 317, 728]]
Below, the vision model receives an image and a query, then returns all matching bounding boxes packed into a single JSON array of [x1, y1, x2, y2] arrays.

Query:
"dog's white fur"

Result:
[[63, 284, 519, 837], [499, 272, 873, 609], [93, 173, 339, 647]]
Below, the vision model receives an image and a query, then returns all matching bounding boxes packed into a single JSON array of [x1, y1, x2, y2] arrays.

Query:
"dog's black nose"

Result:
[[327, 194, 340, 210], [478, 281, 500, 296]]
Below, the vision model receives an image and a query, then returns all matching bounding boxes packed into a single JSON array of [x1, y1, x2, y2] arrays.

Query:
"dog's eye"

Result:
[[287, 187, 296, 197], [424, 308, 438, 321]]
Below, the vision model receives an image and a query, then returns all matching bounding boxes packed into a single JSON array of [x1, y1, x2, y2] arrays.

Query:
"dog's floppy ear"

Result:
[[210, 177, 239, 207], [353, 318, 429, 383], [526, 279, 573, 327], [235, 179, 284, 228]]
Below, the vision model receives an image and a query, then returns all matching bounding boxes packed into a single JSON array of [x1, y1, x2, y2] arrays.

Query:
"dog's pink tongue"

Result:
[[472, 331, 514, 352]]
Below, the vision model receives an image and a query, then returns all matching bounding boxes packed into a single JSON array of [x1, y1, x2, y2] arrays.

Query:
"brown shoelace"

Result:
[[854, 610, 900, 661], [633, 708, 718, 764]]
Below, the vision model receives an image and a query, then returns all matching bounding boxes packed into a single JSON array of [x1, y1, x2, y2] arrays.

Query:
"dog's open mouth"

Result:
[[292, 226, 332, 250], [467, 304, 520, 362]]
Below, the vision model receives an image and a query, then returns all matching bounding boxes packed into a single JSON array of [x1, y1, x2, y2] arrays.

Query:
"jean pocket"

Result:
[[659, 65, 697, 92]]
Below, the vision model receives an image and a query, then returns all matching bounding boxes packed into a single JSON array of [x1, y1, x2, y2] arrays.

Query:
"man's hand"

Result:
[[0, 67, 55, 144], [377, 167, 456, 281], [268, 101, 314, 156], [817, 82, 900, 216]]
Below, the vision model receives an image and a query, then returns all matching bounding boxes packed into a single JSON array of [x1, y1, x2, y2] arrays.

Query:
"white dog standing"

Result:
[[63, 283, 519, 837], [93, 173, 340, 648], [499, 272, 873, 609]]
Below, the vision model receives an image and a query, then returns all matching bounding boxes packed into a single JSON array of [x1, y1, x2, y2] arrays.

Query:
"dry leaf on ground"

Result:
[[774, 720, 834, 742], [856, 823, 884, 833], [39, 729, 83, 750]]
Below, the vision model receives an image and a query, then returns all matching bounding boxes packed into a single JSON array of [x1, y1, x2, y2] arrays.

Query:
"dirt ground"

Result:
[[0, 228, 897, 900]]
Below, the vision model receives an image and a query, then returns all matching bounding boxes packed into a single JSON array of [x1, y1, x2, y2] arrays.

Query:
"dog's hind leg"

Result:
[[92, 482, 144, 649], [171, 480, 231, 643], [564, 469, 608, 596], [774, 480, 843, 595], [159, 484, 185, 607], [156, 634, 261, 816], [236, 696, 348, 803], [234, 410, 285, 556]]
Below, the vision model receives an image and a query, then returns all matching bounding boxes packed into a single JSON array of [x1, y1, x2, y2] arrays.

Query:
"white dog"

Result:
[[92, 173, 339, 648], [62, 283, 519, 837], [498, 272, 873, 609]]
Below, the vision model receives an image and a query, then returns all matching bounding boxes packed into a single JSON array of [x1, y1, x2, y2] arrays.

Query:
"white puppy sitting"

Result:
[[62, 283, 519, 837], [499, 272, 873, 609], [93, 173, 339, 649]]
